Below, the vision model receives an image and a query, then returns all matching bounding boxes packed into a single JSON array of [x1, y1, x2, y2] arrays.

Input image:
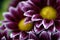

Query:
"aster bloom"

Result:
[[3, 4, 36, 39], [2, 0, 60, 40], [19, 0, 60, 33]]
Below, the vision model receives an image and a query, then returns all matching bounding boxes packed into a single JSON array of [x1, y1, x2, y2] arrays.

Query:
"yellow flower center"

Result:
[[40, 6, 57, 20], [18, 19, 33, 31]]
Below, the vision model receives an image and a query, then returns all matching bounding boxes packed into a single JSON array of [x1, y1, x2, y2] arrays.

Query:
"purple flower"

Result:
[[19, 0, 60, 33], [2, 0, 60, 40], [3, 3, 34, 39]]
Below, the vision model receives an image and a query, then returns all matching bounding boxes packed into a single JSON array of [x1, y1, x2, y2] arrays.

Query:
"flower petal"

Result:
[[42, 20, 54, 29], [55, 20, 60, 31], [56, 0, 60, 7], [19, 32, 28, 40], [0, 25, 6, 30], [47, 25, 55, 32], [3, 29, 12, 40], [30, 0, 40, 5], [9, 0, 26, 7], [6, 22, 19, 31], [9, 7, 21, 20], [34, 21, 42, 28], [13, 35, 19, 40], [24, 10, 36, 17], [39, 31, 51, 40], [0, 32, 3, 40], [28, 31, 38, 40], [49, 0, 56, 7], [9, 6, 25, 20], [56, 14, 60, 20], [28, 0, 40, 12], [34, 25, 44, 34], [56, 0, 60, 14], [24, 17, 32, 23], [17, 6, 25, 19], [18, 1, 33, 12], [3, 12, 17, 22], [52, 31, 60, 40], [10, 32, 19, 38], [32, 14, 42, 21], [30, 0, 47, 8], [19, 1, 40, 12], [56, 7, 60, 20]]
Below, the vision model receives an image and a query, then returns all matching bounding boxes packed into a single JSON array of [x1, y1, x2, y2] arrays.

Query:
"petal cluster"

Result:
[[1, 0, 60, 40], [21, 0, 60, 32]]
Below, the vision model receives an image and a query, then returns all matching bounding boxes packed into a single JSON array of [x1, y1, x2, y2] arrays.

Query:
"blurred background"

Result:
[[0, 0, 26, 21], [0, 0, 12, 20], [0, 0, 26, 26]]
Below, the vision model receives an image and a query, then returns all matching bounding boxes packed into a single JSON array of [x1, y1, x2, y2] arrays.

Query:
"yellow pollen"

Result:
[[40, 6, 57, 20], [18, 19, 33, 31]]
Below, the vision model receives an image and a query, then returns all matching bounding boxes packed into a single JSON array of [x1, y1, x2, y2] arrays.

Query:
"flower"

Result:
[[2, 0, 60, 40], [20, 0, 60, 33], [3, 3, 34, 39]]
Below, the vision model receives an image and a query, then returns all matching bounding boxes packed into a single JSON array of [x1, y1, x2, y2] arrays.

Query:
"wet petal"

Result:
[[24, 10, 36, 17], [42, 20, 54, 29], [55, 20, 60, 31], [32, 14, 42, 21], [39, 31, 51, 40]]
